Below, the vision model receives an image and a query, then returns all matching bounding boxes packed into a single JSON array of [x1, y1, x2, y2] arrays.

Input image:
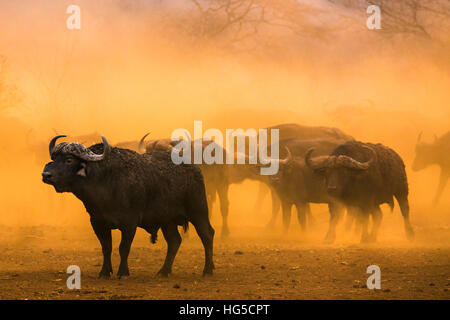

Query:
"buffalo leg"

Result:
[[281, 201, 292, 233], [304, 204, 316, 228], [368, 206, 383, 242], [157, 224, 182, 276], [433, 169, 449, 206], [253, 182, 268, 215], [117, 226, 137, 279], [357, 208, 370, 243], [217, 183, 230, 238], [191, 219, 215, 275], [294, 202, 308, 232], [206, 187, 216, 218], [265, 189, 281, 229], [91, 219, 113, 278], [395, 194, 414, 241], [324, 202, 344, 244]]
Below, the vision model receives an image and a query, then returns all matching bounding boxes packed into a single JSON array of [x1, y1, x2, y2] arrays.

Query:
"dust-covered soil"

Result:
[[0, 221, 449, 300]]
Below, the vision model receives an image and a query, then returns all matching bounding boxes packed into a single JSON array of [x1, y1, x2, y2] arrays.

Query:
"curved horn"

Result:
[[138, 132, 150, 153], [280, 146, 292, 165], [77, 136, 111, 162], [49, 135, 67, 157], [304, 148, 331, 170], [336, 145, 376, 170]]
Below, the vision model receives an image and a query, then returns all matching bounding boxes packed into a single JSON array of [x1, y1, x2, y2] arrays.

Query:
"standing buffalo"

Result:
[[139, 123, 354, 237], [252, 123, 354, 215], [261, 146, 345, 243], [42, 135, 214, 278], [141, 136, 245, 238], [305, 141, 414, 243], [412, 132, 450, 206], [260, 137, 349, 230]]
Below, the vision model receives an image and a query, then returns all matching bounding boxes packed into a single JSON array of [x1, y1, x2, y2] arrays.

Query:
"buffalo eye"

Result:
[[65, 158, 74, 165]]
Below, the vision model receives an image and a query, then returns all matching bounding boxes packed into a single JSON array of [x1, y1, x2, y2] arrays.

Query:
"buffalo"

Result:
[[305, 141, 414, 243], [42, 135, 214, 278], [260, 146, 345, 243], [412, 131, 450, 206], [139, 123, 354, 237], [252, 124, 354, 216], [259, 137, 350, 230], [142, 136, 245, 238]]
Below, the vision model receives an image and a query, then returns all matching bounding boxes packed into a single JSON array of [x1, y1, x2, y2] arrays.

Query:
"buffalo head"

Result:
[[42, 135, 111, 193], [305, 146, 375, 197]]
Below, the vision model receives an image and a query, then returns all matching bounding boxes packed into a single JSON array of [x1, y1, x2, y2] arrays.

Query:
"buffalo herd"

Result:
[[39, 123, 449, 278]]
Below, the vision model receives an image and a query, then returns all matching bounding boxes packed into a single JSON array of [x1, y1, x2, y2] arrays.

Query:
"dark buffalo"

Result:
[[42, 135, 214, 278], [252, 124, 354, 215], [305, 141, 414, 243], [260, 137, 348, 230], [412, 131, 450, 206], [140, 123, 354, 237], [261, 147, 345, 243], [142, 136, 242, 238]]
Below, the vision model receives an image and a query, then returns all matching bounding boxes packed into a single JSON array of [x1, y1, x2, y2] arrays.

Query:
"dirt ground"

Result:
[[0, 218, 449, 300]]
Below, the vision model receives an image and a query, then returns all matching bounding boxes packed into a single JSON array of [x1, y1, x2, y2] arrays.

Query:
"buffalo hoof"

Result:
[[202, 269, 214, 276], [157, 269, 171, 277], [98, 271, 112, 279], [117, 269, 130, 280]]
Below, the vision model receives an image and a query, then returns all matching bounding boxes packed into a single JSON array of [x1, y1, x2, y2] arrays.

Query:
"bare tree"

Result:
[[183, 0, 355, 50], [330, 0, 450, 44]]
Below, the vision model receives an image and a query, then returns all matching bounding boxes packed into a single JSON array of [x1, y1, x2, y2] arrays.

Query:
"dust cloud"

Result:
[[0, 0, 449, 246]]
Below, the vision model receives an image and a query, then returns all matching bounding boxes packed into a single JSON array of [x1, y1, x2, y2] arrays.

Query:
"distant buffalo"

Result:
[[42, 135, 214, 278], [413, 132, 450, 206], [306, 141, 414, 243]]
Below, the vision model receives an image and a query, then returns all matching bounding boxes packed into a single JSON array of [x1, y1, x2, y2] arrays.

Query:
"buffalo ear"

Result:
[[77, 162, 87, 177]]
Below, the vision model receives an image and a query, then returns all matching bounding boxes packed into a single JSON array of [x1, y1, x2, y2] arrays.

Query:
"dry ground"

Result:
[[0, 220, 449, 300]]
